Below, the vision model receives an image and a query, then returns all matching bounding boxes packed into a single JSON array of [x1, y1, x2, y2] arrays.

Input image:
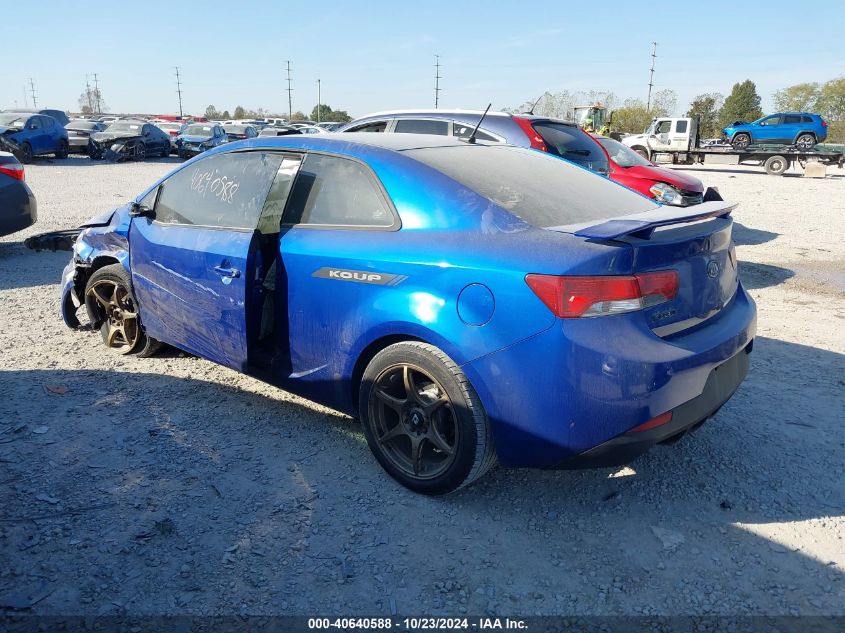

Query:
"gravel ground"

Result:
[[1, 156, 843, 617]]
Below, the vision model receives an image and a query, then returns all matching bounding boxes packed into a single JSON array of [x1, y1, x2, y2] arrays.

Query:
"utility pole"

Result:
[[85, 75, 94, 113], [286, 61, 293, 120], [646, 42, 657, 111], [28, 78, 37, 109], [22, 86, 28, 109], [316, 79, 321, 123], [434, 55, 442, 109], [93, 73, 101, 114], [174, 66, 184, 118]]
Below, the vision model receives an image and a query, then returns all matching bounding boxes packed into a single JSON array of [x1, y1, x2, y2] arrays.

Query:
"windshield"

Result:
[[156, 123, 182, 131], [407, 144, 655, 228], [108, 122, 142, 132], [597, 137, 652, 168], [0, 114, 26, 127], [531, 122, 609, 174], [184, 125, 213, 135]]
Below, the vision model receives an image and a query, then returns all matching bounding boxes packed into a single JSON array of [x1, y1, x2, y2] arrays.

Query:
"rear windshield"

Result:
[[531, 122, 609, 174], [185, 125, 214, 135], [407, 145, 656, 228]]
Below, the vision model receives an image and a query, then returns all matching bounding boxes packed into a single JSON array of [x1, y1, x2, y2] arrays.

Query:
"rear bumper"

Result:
[[0, 180, 37, 237], [559, 343, 750, 468], [463, 281, 756, 468]]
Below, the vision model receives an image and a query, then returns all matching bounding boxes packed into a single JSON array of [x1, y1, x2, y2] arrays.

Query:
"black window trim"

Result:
[[280, 150, 402, 232], [148, 149, 297, 233]]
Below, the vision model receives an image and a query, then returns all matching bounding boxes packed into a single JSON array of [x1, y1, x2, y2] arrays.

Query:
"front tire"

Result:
[[19, 142, 33, 163], [731, 133, 751, 150], [795, 133, 816, 150], [359, 342, 496, 495], [84, 264, 162, 357]]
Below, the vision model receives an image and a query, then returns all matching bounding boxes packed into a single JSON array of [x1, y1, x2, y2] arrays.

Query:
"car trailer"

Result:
[[668, 145, 845, 176]]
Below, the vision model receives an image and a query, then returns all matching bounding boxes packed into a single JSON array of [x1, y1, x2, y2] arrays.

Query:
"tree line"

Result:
[[204, 104, 352, 123], [511, 76, 845, 143]]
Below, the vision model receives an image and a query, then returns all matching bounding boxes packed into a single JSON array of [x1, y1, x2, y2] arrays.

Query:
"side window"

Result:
[[258, 155, 302, 234], [655, 120, 672, 134], [394, 119, 449, 135], [284, 154, 396, 228], [783, 115, 801, 124], [675, 120, 688, 134], [155, 152, 285, 229], [346, 121, 387, 133], [452, 122, 498, 142], [760, 116, 781, 126], [42, 116, 53, 128], [802, 115, 814, 123], [29, 117, 42, 130]]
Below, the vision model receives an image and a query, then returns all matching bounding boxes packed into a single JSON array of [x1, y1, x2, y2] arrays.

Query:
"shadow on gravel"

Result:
[[0, 335, 842, 615], [738, 261, 795, 290], [0, 244, 67, 291], [732, 222, 779, 246]]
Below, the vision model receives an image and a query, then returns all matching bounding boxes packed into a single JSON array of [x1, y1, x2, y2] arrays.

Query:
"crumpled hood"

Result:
[[79, 207, 119, 228], [178, 134, 213, 143], [91, 130, 142, 143], [623, 164, 704, 192]]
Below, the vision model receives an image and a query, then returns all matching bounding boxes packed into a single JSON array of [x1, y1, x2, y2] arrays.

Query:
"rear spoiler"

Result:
[[569, 200, 737, 240]]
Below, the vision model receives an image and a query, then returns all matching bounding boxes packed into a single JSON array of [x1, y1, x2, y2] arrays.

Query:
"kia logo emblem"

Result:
[[707, 260, 720, 278]]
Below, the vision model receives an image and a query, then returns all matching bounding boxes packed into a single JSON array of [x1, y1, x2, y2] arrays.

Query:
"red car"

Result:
[[594, 135, 707, 206]]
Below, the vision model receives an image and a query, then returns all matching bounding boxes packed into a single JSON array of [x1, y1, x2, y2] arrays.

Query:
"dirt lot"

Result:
[[1, 157, 843, 617]]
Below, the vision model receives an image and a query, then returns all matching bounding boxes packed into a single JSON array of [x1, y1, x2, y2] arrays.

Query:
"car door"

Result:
[[26, 117, 44, 154], [781, 114, 802, 143], [129, 150, 285, 370], [650, 119, 673, 151], [755, 115, 781, 143], [276, 152, 400, 405]]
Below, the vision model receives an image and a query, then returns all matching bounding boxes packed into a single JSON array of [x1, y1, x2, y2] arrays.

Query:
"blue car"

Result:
[[175, 123, 228, 159], [723, 112, 827, 150], [0, 112, 69, 163], [59, 134, 756, 494]]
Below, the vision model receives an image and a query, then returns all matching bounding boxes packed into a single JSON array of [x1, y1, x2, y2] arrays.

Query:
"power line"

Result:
[[93, 73, 101, 114], [85, 75, 93, 113], [28, 78, 37, 109], [286, 61, 293, 120], [174, 66, 184, 118], [646, 42, 657, 111], [434, 55, 442, 109]]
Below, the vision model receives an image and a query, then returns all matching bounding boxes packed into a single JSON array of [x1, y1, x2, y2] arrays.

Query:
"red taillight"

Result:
[[512, 116, 548, 152], [169, 130, 178, 135], [822, 120, 828, 127], [630, 411, 673, 433], [0, 163, 25, 181], [525, 271, 678, 318]]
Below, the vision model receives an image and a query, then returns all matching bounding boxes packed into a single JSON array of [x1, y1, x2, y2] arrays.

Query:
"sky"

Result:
[[3, 0, 844, 119]]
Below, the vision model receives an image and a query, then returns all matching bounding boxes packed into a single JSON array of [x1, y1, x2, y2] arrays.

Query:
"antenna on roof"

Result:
[[466, 103, 492, 145], [526, 93, 544, 115]]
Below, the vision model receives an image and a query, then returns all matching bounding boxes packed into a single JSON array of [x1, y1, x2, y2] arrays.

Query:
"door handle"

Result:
[[213, 265, 241, 279]]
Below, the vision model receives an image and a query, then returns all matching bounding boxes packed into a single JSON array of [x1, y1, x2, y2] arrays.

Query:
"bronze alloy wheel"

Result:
[[368, 363, 459, 479], [85, 278, 141, 354]]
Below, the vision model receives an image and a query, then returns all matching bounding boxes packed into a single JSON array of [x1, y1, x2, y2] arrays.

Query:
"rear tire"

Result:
[[731, 133, 751, 150], [84, 264, 163, 357], [795, 133, 816, 150], [359, 342, 496, 495], [763, 155, 789, 176], [55, 139, 69, 159], [134, 142, 146, 161]]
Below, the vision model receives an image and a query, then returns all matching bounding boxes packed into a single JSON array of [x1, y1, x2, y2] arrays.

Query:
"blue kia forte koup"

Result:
[[60, 133, 756, 494]]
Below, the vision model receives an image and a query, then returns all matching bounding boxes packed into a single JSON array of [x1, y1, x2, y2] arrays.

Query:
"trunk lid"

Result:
[[549, 202, 739, 334]]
